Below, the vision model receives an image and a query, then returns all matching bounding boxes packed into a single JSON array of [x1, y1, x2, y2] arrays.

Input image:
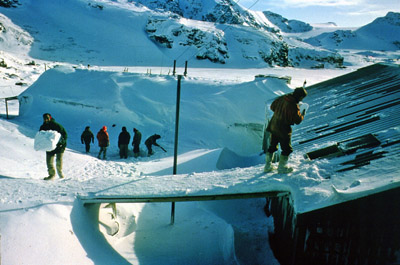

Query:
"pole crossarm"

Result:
[[78, 191, 290, 205], [1, 96, 19, 119], [1, 96, 18, 100]]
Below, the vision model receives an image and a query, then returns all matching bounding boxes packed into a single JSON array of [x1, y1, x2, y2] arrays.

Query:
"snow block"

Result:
[[34, 130, 61, 151]]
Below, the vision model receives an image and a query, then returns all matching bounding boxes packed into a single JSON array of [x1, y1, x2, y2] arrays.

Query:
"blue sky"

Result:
[[239, 0, 400, 27]]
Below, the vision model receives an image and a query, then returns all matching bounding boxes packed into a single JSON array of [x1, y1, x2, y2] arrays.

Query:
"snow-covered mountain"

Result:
[[135, 0, 268, 29], [262, 11, 313, 33], [0, 0, 398, 96], [0, 0, 343, 68], [304, 12, 400, 51]]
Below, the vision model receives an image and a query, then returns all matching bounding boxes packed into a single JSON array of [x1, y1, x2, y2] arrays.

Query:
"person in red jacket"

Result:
[[97, 126, 109, 160], [264, 87, 307, 173]]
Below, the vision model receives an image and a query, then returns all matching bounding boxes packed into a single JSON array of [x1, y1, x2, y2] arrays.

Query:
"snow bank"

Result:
[[0, 204, 94, 264], [18, 67, 292, 156]]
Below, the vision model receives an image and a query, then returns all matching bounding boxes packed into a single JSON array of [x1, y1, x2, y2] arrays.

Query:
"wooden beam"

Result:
[[1, 96, 18, 119], [78, 191, 290, 205]]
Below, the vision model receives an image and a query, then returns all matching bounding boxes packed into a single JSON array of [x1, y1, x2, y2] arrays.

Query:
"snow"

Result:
[[3, 66, 400, 264], [0, 0, 399, 264], [33, 130, 61, 151], [303, 12, 400, 52]]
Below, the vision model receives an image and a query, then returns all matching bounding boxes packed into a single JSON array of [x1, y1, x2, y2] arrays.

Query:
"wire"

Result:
[[245, 0, 260, 10]]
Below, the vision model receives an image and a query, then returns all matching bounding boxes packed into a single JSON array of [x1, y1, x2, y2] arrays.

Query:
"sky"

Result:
[[240, 0, 400, 27]]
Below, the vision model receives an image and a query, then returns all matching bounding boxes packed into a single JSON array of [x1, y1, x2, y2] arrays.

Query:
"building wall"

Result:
[[268, 187, 400, 265]]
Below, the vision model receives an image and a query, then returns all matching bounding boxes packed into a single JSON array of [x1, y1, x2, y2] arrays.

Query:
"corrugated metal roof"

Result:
[[293, 63, 400, 172]]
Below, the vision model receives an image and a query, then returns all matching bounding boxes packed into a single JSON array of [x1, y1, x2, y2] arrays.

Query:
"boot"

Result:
[[278, 155, 293, 173], [263, 152, 275, 173], [44, 175, 56, 181]]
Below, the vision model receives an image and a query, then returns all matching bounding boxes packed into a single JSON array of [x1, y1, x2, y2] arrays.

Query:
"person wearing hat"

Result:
[[81, 126, 94, 153], [97, 126, 109, 160], [264, 87, 307, 173], [132, 128, 142, 158], [118, 126, 131, 159], [39, 113, 68, 180]]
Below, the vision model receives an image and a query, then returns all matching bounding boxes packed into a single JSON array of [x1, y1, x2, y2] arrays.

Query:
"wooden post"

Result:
[[5, 98, 9, 119], [184, 61, 188, 76], [173, 60, 176, 76], [173, 76, 182, 175], [171, 75, 182, 225]]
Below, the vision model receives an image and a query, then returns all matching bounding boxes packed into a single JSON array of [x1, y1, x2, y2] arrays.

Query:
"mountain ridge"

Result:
[[0, 0, 398, 79], [304, 12, 400, 51], [0, 0, 345, 68]]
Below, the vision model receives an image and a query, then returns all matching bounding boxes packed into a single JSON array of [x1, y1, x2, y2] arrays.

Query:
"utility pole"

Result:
[[184, 61, 188, 76], [171, 75, 182, 225]]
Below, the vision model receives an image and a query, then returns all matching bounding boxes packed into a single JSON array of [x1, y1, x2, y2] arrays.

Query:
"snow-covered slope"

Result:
[[0, 0, 343, 68], [304, 12, 400, 51], [18, 66, 292, 155], [262, 11, 313, 33]]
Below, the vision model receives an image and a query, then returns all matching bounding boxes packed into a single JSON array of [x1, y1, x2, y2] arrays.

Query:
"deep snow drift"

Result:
[[1, 0, 399, 264], [2, 66, 400, 264]]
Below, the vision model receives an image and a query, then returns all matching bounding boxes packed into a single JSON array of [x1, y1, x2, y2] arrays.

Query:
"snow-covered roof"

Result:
[[294, 63, 400, 173]]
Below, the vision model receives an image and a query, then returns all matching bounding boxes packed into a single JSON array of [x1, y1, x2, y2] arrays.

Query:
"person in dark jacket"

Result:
[[264, 87, 307, 173], [97, 126, 109, 160], [40, 113, 67, 180], [145, 134, 166, 156], [132, 128, 142, 158], [118, 126, 131, 159], [81, 126, 94, 153]]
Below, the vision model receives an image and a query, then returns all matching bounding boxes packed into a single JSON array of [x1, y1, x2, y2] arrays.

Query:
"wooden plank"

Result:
[[0, 96, 18, 100], [382, 139, 400, 148], [1, 96, 18, 119], [306, 144, 343, 160], [337, 151, 387, 172], [339, 133, 381, 153], [78, 191, 290, 205]]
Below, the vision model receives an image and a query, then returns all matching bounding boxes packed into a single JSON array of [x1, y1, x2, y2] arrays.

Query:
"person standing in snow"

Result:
[[40, 113, 67, 180], [118, 126, 130, 159], [97, 126, 109, 160], [81, 126, 94, 153], [145, 134, 166, 156], [264, 87, 307, 173], [132, 128, 142, 158]]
